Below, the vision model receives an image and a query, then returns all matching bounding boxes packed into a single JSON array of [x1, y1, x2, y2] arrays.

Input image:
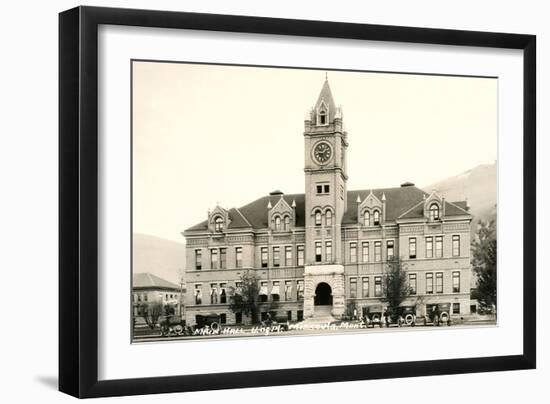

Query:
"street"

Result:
[[133, 317, 497, 342]]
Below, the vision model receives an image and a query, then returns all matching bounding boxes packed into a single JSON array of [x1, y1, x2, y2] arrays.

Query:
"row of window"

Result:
[[347, 236, 460, 263], [194, 235, 461, 270], [261, 246, 305, 268], [423, 272, 461, 294], [314, 210, 333, 227], [195, 247, 243, 270], [193, 280, 305, 305], [316, 183, 330, 195], [195, 245, 306, 270], [348, 271, 461, 298], [347, 240, 393, 264], [272, 215, 292, 231], [362, 210, 381, 226], [133, 293, 179, 303], [258, 280, 305, 302], [192, 271, 461, 306], [408, 235, 460, 259]]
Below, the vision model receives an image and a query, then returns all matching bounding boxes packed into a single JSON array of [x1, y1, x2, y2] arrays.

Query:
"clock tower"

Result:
[[302, 77, 348, 320]]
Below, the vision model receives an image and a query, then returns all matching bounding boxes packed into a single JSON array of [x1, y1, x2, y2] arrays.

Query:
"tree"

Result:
[[381, 258, 411, 315], [228, 270, 261, 324], [471, 219, 497, 314], [344, 301, 359, 320], [139, 301, 163, 330]]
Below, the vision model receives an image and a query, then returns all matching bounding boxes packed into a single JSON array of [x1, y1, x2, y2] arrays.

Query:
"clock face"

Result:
[[313, 142, 333, 164]]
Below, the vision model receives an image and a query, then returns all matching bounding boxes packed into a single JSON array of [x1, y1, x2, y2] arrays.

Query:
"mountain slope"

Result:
[[132, 233, 186, 284], [424, 163, 496, 227]]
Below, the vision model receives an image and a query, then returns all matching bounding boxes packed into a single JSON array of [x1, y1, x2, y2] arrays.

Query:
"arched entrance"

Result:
[[314, 282, 333, 306]]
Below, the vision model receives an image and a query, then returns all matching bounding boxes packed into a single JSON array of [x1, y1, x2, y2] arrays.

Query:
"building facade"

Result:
[[183, 79, 472, 326], [132, 273, 183, 318]]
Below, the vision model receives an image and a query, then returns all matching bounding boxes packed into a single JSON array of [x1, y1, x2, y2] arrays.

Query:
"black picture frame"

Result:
[[59, 5, 536, 398]]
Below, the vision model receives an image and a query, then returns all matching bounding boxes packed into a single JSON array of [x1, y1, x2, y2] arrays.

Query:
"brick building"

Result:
[[132, 273, 183, 318], [182, 79, 472, 326]]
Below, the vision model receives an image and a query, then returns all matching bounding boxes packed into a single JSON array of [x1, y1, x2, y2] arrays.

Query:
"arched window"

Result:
[[373, 210, 380, 226], [364, 211, 370, 226], [319, 109, 327, 125], [274, 216, 282, 231], [315, 210, 322, 226], [284, 215, 291, 231], [429, 203, 440, 220], [214, 216, 224, 232], [325, 210, 333, 226]]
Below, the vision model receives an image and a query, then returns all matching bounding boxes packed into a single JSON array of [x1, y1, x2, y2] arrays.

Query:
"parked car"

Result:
[[363, 305, 385, 327], [270, 316, 290, 331], [423, 303, 452, 326], [195, 313, 221, 330], [159, 314, 190, 336], [385, 306, 417, 327], [399, 306, 417, 326]]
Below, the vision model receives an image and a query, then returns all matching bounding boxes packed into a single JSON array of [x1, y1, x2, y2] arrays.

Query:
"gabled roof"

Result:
[[185, 207, 253, 232], [397, 199, 470, 220], [344, 187, 428, 224], [133, 273, 180, 290], [184, 185, 471, 233], [397, 200, 425, 220], [444, 201, 471, 216], [451, 201, 469, 211]]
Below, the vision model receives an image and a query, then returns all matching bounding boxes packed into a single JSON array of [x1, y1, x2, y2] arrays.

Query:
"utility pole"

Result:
[[179, 273, 185, 318]]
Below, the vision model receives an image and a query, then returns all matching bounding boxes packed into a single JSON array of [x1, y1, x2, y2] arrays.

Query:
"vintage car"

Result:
[[385, 306, 417, 327], [363, 305, 385, 327], [423, 303, 452, 326], [269, 315, 290, 331], [195, 313, 221, 330], [159, 314, 189, 336], [399, 306, 417, 326]]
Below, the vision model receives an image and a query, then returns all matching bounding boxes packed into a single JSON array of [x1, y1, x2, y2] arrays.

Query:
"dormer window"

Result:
[[274, 216, 282, 231], [373, 210, 380, 226], [364, 211, 370, 226], [315, 210, 322, 226], [429, 203, 440, 221], [214, 216, 224, 232]]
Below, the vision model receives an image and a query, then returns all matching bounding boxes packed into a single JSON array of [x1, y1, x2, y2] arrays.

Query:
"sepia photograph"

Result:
[[131, 61, 498, 341]]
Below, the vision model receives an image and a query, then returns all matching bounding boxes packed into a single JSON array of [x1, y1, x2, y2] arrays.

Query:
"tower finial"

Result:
[[325, 71, 328, 81]]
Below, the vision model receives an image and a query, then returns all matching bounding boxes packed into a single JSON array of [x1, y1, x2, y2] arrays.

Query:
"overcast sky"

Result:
[[132, 61, 497, 243]]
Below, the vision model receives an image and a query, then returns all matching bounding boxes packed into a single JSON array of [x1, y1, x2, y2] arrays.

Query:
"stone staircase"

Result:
[[301, 305, 337, 325]]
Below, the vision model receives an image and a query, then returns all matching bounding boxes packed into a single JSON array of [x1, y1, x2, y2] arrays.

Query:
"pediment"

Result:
[[208, 205, 230, 231], [358, 190, 382, 212], [270, 196, 293, 215]]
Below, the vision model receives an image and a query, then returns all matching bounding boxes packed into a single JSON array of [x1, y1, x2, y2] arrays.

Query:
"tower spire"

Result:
[[314, 77, 337, 124]]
